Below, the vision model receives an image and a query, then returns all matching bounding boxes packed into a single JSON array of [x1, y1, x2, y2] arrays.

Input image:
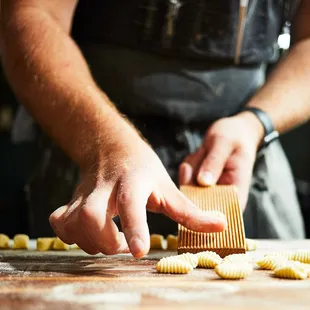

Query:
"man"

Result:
[[0, 0, 308, 258]]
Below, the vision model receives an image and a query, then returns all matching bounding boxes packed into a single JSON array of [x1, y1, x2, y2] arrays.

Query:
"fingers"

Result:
[[179, 147, 205, 185], [79, 190, 130, 255], [160, 181, 227, 233], [49, 205, 74, 244], [178, 162, 193, 185], [197, 136, 232, 186], [49, 202, 99, 255], [50, 190, 130, 255], [117, 178, 151, 259], [218, 151, 253, 210]]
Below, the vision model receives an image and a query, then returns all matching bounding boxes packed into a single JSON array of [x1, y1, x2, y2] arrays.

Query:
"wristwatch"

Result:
[[241, 107, 279, 149]]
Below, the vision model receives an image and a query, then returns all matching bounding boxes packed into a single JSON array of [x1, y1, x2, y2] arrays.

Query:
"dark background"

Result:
[[1, 62, 310, 238]]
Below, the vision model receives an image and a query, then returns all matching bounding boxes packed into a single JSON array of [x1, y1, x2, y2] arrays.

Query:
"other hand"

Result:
[[179, 112, 264, 209]]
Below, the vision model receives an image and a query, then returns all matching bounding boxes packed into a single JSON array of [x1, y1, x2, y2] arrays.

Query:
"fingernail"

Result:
[[129, 237, 145, 258], [198, 171, 214, 186]]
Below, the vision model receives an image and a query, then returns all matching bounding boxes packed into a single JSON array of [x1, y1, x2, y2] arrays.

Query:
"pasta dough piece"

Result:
[[256, 255, 288, 270], [215, 263, 253, 279], [0, 234, 10, 249], [285, 261, 310, 277], [196, 251, 222, 268], [70, 244, 80, 250], [36, 238, 55, 251], [174, 253, 198, 268], [166, 234, 178, 250], [265, 251, 294, 260], [223, 254, 251, 264], [245, 238, 257, 252], [156, 257, 193, 274], [52, 237, 70, 250], [150, 234, 166, 250], [13, 234, 29, 249], [274, 265, 307, 280], [291, 250, 310, 264]]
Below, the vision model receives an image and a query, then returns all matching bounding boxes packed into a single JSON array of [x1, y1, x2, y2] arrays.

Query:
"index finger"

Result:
[[116, 177, 151, 259], [156, 181, 228, 233]]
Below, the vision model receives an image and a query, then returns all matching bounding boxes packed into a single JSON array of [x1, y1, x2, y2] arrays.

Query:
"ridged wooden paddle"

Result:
[[178, 185, 246, 258]]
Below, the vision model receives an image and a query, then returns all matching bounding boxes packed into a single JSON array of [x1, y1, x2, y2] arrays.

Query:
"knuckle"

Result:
[[79, 204, 96, 222], [206, 153, 219, 164], [117, 188, 133, 206], [62, 220, 75, 237], [49, 212, 58, 225]]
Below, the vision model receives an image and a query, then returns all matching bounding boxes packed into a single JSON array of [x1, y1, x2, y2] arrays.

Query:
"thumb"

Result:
[[160, 182, 227, 233], [197, 137, 232, 186]]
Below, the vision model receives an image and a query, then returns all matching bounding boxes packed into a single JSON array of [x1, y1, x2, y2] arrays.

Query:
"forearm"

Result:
[[246, 39, 310, 134], [0, 6, 133, 169]]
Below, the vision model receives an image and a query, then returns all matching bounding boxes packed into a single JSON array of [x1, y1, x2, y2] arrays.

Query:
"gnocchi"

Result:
[[215, 263, 253, 279], [285, 261, 310, 277], [291, 250, 310, 264], [52, 237, 70, 250], [150, 234, 166, 250], [0, 234, 10, 249], [196, 251, 222, 268], [256, 255, 288, 270], [274, 265, 307, 280], [245, 238, 257, 252], [166, 235, 178, 250], [174, 253, 198, 268], [36, 238, 55, 251], [156, 257, 193, 274], [70, 244, 80, 250], [13, 234, 29, 249]]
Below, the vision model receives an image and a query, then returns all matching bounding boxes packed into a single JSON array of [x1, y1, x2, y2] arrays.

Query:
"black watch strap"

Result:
[[241, 107, 279, 148]]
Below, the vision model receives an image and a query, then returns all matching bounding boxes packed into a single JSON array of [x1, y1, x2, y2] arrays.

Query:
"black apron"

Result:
[[14, 1, 305, 238]]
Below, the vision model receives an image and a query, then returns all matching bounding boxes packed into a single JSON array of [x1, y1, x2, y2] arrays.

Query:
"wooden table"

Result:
[[0, 240, 309, 310]]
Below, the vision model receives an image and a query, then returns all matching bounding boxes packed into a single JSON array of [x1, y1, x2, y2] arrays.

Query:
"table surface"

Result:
[[0, 240, 309, 310]]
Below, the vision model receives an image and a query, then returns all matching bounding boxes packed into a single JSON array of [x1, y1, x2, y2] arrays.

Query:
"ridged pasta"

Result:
[[291, 250, 310, 264], [256, 255, 288, 270], [13, 234, 29, 249], [174, 253, 198, 268], [285, 261, 310, 277], [150, 234, 166, 250], [223, 254, 251, 264], [166, 235, 178, 250], [0, 234, 10, 249], [245, 238, 257, 252], [196, 251, 222, 268], [274, 265, 307, 280], [215, 263, 253, 279], [265, 251, 294, 260], [156, 257, 193, 274]]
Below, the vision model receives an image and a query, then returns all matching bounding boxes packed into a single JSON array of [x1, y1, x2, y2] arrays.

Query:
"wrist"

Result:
[[233, 111, 265, 151]]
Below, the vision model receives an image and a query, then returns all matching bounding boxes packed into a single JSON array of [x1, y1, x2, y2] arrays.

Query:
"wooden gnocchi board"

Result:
[[0, 240, 309, 310]]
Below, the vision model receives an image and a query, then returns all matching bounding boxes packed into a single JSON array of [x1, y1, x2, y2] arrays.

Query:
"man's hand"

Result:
[[179, 112, 264, 209], [49, 121, 227, 258]]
